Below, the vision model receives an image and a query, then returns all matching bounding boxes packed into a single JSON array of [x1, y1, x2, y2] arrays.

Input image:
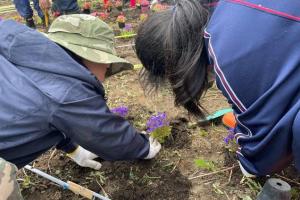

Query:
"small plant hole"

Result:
[[276, 182, 282, 186]]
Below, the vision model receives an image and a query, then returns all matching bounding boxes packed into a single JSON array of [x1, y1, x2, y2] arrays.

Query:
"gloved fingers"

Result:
[[73, 146, 99, 160], [149, 137, 161, 147], [79, 159, 102, 170], [68, 146, 101, 169], [144, 137, 161, 159], [87, 152, 99, 160]]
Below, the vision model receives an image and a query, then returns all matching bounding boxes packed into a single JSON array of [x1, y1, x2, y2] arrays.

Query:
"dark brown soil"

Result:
[[104, 160, 191, 200], [164, 118, 191, 149], [21, 120, 193, 200], [2, 2, 300, 200]]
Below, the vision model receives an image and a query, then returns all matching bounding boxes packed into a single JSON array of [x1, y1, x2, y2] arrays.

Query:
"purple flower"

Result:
[[223, 128, 235, 144], [124, 23, 132, 31], [111, 106, 128, 118], [146, 112, 169, 133]]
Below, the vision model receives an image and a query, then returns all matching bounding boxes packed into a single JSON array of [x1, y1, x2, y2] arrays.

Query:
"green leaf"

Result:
[[194, 159, 216, 171], [199, 129, 208, 137], [150, 126, 172, 143]]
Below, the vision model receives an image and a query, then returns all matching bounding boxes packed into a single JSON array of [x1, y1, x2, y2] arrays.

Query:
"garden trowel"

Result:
[[189, 108, 233, 127]]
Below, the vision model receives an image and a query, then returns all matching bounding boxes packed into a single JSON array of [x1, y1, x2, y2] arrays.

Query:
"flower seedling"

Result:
[[130, 0, 136, 8], [151, 3, 168, 12], [82, 1, 91, 14], [146, 112, 171, 143], [224, 132, 234, 145], [104, 0, 112, 12], [110, 106, 128, 118], [120, 23, 135, 37], [141, 0, 150, 13], [116, 13, 126, 28], [194, 158, 216, 171], [115, 0, 123, 11], [123, 23, 133, 31], [94, 1, 101, 9], [136, 0, 141, 8], [99, 12, 109, 20], [223, 128, 238, 152], [116, 13, 126, 23], [20, 174, 35, 189], [139, 13, 148, 22]]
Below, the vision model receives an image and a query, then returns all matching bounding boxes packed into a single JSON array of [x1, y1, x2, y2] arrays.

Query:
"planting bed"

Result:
[[1, 1, 300, 200]]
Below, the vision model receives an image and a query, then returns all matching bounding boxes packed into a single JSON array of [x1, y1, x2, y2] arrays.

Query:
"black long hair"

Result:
[[135, 0, 209, 117]]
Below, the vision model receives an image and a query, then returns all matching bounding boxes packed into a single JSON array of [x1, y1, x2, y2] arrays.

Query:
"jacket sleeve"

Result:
[[50, 94, 150, 161], [55, 137, 78, 153]]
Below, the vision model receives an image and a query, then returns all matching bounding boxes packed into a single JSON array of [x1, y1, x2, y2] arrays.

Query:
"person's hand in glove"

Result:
[[144, 136, 162, 159], [67, 146, 102, 170]]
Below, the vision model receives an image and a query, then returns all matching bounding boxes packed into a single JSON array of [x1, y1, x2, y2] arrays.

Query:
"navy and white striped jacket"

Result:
[[206, 0, 300, 175]]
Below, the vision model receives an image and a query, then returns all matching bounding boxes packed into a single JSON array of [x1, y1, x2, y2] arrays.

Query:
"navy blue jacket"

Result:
[[52, 0, 80, 14], [0, 20, 149, 168], [205, 0, 300, 175]]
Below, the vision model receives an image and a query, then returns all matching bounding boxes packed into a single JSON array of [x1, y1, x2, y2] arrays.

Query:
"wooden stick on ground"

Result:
[[189, 165, 238, 180], [227, 164, 234, 184], [275, 174, 300, 186], [96, 179, 110, 198], [47, 149, 57, 173]]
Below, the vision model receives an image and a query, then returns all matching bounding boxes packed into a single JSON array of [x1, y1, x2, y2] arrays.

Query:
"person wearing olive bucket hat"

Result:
[[0, 14, 161, 174]]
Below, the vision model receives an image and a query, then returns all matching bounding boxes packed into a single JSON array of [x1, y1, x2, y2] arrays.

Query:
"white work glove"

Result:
[[144, 136, 162, 159], [238, 161, 256, 178], [67, 146, 102, 170]]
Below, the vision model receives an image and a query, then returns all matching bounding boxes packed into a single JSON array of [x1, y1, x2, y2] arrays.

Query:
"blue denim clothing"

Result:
[[0, 20, 150, 169], [206, 0, 300, 176], [52, 0, 80, 14], [13, 0, 44, 19]]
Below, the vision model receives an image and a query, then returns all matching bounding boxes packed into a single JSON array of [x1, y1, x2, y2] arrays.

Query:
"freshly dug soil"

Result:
[[104, 160, 191, 200], [164, 117, 191, 149]]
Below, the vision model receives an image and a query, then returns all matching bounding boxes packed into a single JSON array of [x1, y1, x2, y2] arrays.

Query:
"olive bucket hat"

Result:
[[47, 14, 133, 76]]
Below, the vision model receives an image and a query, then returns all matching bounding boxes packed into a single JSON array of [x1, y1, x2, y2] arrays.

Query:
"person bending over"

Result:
[[135, 0, 300, 176], [0, 14, 161, 171]]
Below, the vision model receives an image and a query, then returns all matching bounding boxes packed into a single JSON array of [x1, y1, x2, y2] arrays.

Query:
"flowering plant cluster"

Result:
[[120, 23, 135, 36], [104, 1, 112, 11], [146, 112, 171, 143], [141, 0, 150, 12], [116, 14, 126, 23], [115, 0, 122, 8], [83, 2, 91, 9], [139, 13, 148, 22], [124, 23, 133, 31], [111, 106, 129, 118], [94, 1, 101, 9], [99, 12, 109, 20], [151, 3, 168, 12], [223, 128, 235, 144], [90, 12, 109, 20]]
